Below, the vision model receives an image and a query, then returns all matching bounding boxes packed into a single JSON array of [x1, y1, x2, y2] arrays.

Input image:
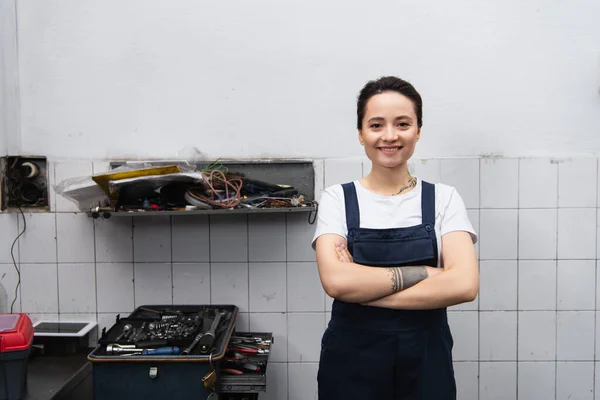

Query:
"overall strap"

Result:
[[421, 181, 436, 227], [341, 183, 360, 232]]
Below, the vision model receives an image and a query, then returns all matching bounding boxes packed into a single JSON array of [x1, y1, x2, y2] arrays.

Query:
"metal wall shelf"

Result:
[[88, 206, 316, 218]]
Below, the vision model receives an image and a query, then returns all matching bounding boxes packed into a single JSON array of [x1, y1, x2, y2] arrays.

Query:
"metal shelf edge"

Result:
[[87, 206, 317, 218]]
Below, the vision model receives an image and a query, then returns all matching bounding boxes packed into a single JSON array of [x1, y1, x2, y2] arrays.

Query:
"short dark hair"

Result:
[[356, 76, 423, 129]]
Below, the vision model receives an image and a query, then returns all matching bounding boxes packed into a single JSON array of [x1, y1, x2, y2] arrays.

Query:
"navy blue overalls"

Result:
[[317, 181, 456, 400]]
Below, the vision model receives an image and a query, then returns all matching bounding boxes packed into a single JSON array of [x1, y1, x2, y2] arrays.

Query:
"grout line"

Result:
[[54, 211, 59, 316], [208, 216, 212, 304], [92, 214, 98, 326], [594, 157, 599, 399], [516, 159, 520, 399], [132, 217, 136, 308], [555, 161, 560, 400], [478, 157, 482, 400], [170, 216, 174, 305], [285, 213, 290, 400], [246, 214, 250, 327]]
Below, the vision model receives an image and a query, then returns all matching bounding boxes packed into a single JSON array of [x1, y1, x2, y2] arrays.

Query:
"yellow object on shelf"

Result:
[[92, 165, 181, 199]]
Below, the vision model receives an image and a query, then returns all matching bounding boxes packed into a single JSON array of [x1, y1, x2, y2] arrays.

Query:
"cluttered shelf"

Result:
[[55, 159, 318, 221]]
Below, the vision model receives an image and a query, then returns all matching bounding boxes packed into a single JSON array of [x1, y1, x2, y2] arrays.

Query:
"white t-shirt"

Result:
[[311, 178, 478, 267]]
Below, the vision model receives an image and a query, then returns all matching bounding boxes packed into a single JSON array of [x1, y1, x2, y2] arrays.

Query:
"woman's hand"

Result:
[[335, 242, 353, 263]]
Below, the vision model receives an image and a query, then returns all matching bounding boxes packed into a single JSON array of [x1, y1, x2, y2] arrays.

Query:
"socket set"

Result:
[[93, 304, 238, 358]]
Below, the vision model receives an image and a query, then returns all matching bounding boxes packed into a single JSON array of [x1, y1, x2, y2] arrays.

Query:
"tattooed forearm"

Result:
[[386, 266, 428, 293]]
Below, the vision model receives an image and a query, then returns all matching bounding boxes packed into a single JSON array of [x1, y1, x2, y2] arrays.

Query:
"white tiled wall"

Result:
[[0, 156, 598, 400]]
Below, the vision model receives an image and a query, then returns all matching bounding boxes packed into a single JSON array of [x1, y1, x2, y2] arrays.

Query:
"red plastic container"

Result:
[[0, 314, 33, 400]]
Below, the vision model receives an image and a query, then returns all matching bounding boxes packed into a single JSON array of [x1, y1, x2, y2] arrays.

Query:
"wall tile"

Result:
[[56, 213, 94, 263], [412, 159, 442, 183], [263, 363, 287, 400], [172, 263, 210, 305], [558, 208, 596, 259], [286, 213, 316, 262], [440, 158, 480, 209], [249, 263, 286, 312], [58, 263, 96, 313], [557, 311, 595, 360], [97, 313, 124, 338], [0, 263, 21, 312], [96, 263, 134, 313], [287, 262, 324, 312], [27, 314, 60, 326], [54, 161, 93, 212], [287, 313, 324, 362], [46, 162, 57, 212], [519, 158, 558, 208], [20, 264, 58, 313], [596, 312, 600, 360], [133, 263, 172, 307], [249, 312, 287, 363], [92, 161, 111, 174], [518, 260, 556, 310], [453, 362, 478, 400], [210, 263, 248, 311], [361, 157, 371, 178], [171, 215, 209, 262], [518, 362, 555, 400], [557, 260, 596, 310], [324, 158, 363, 188], [556, 362, 594, 400], [235, 312, 249, 331], [94, 217, 133, 262], [480, 158, 519, 208], [325, 294, 333, 312], [558, 158, 597, 208], [480, 311, 517, 361], [479, 210, 518, 260], [518, 311, 556, 361], [288, 363, 318, 400], [133, 216, 171, 262], [209, 215, 248, 262], [479, 362, 516, 400], [467, 209, 480, 256], [479, 261, 517, 311], [0, 214, 19, 263], [19, 213, 56, 263], [518, 209, 557, 259], [313, 159, 325, 201], [448, 311, 479, 361], [248, 214, 286, 262]]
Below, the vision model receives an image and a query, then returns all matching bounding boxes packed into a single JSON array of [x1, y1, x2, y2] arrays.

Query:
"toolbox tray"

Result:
[[91, 304, 238, 361], [219, 332, 272, 394]]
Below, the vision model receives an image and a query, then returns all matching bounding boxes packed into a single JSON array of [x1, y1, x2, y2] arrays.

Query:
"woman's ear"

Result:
[[358, 129, 364, 146]]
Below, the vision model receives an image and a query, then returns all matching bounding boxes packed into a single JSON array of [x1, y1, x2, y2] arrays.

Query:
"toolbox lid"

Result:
[[0, 313, 34, 353]]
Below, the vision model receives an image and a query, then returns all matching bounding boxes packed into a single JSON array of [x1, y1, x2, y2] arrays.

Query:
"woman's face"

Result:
[[359, 92, 420, 169]]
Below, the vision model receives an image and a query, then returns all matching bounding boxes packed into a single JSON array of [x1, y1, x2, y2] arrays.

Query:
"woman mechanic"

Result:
[[312, 76, 479, 399]]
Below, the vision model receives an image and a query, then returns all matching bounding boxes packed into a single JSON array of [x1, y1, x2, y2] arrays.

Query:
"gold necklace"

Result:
[[394, 176, 417, 195]]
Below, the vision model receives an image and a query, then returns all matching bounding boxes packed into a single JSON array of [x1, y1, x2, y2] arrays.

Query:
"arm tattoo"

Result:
[[386, 266, 428, 293]]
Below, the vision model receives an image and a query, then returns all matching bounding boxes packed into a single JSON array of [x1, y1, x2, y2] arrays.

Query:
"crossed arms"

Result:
[[314, 231, 479, 310]]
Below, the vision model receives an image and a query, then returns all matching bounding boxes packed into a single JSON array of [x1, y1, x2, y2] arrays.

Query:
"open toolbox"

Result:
[[88, 304, 240, 400], [219, 332, 273, 395], [94, 304, 238, 358]]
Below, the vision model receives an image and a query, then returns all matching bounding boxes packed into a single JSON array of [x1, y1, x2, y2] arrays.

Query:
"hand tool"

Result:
[[230, 347, 269, 355], [115, 324, 132, 341], [181, 332, 204, 355], [198, 310, 227, 354], [106, 343, 179, 355]]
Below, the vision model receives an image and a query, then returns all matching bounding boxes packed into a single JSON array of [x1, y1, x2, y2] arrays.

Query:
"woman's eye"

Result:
[[370, 124, 382, 129], [397, 122, 409, 128]]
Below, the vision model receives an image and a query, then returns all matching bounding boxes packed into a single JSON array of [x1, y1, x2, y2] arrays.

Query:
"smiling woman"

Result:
[[312, 76, 479, 400]]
